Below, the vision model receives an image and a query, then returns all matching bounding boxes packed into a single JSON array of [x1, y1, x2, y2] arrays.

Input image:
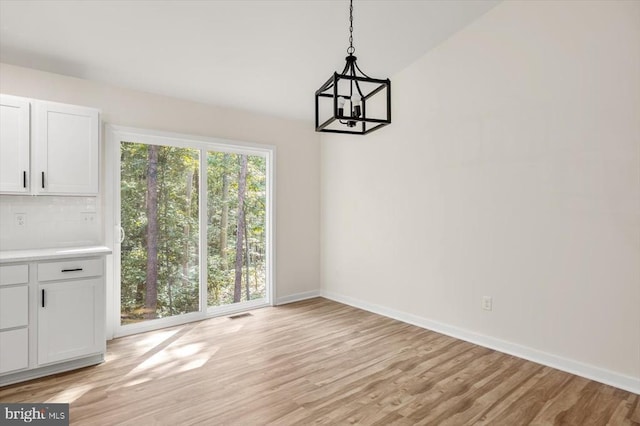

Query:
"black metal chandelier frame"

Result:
[[315, 0, 391, 135]]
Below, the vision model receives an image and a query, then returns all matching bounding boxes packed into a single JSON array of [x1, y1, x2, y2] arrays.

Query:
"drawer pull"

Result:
[[61, 268, 83, 272], [42, 289, 45, 308]]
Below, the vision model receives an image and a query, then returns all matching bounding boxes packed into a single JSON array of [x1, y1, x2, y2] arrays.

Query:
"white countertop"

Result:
[[0, 246, 112, 263]]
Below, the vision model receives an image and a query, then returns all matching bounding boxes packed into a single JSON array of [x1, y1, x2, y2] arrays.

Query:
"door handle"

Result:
[[42, 289, 45, 308], [41, 171, 45, 189], [23, 171, 27, 188]]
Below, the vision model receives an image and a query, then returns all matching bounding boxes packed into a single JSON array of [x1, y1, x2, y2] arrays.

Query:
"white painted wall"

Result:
[[0, 63, 321, 301], [321, 0, 640, 391]]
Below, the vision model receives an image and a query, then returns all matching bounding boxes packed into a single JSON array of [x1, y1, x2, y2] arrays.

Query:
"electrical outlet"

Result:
[[15, 213, 26, 227], [482, 296, 492, 311], [81, 212, 97, 222]]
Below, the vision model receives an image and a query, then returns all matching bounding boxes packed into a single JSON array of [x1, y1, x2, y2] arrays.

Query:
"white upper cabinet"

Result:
[[0, 95, 100, 196], [0, 95, 30, 194], [33, 101, 100, 195]]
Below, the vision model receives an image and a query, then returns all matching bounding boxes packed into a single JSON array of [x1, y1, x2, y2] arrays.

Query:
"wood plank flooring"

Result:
[[0, 298, 638, 425]]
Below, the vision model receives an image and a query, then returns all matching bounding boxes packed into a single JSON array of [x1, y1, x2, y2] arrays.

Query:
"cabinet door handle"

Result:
[[23, 171, 27, 188], [42, 289, 45, 308], [61, 268, 83, 272], [41, 171, 45, 189]]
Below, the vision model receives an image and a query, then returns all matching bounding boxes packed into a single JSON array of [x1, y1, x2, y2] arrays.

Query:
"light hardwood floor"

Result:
[[1, 298, 638, 425]]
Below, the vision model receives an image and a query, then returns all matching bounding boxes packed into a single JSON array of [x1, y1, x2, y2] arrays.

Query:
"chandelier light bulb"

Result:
[[338, 97, 346, 117], [352, 94, 362, 117]]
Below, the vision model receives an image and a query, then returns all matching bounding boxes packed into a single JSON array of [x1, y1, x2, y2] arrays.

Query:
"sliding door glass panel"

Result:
[[120, 142, 200, 324], [207, 152, 266, 308]]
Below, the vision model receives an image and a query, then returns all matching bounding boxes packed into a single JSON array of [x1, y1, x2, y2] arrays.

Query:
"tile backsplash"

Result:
[[0, 195, 102, 250]]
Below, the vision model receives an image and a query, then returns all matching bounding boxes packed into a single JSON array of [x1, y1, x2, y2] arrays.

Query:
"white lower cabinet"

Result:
[[0, 264, 29, 375], [38, 277, 104, 365], [0, 285, 28, 329], [0, 255, 106, 385], [0, 328, 28, 374]]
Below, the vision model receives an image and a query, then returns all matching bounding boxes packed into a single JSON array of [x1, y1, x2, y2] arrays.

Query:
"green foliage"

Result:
[[206, 152, 267, 307], [120, 143, 266, 324], [121, 143, 200, 323]]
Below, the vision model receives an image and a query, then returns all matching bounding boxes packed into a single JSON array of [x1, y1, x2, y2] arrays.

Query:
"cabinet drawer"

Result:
[[0, 264, 29, 286], [0, 286, 28, 330], [38, 258, 103, 282], [0, 328, 28, 374]]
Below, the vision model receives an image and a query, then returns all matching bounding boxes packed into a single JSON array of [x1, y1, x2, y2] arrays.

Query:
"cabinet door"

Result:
[[0, 286, 29, 329], [0, 95, 30, 194], [0, 328, 29, 374], [38, 278, 105, 365], [34, 101, 99, 195]]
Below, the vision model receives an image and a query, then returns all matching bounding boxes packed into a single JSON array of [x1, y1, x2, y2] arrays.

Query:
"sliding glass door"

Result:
[[120, 142, 200, 324], [206, 152, 267, 309], [109, 127, 273, 337]]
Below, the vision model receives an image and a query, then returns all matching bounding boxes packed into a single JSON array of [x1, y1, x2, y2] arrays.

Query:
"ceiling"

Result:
[[0, 0, 499, 122]]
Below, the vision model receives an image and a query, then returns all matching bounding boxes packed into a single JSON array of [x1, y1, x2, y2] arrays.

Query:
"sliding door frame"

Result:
[[105, 125, 276, 339]]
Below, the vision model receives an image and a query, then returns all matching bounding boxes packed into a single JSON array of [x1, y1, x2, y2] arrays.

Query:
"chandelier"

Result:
[[315, 0, 391, 135]]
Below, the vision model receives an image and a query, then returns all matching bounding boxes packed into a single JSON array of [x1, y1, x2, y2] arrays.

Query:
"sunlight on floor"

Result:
[[136, 329, 180, 349], [46, 384, 93, 404], [177, 356, 210, 373], [223, 323, 245, 334], [110, 336, 219, 390], [104, 328, 183, 363]]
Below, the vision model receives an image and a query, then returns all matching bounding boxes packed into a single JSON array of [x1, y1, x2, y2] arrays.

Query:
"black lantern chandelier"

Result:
[[315, 0, 391, 135]]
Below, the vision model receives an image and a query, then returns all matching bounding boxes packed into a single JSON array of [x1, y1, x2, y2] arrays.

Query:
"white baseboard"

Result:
[[0, 354, 104, 387], [276, 290, 321, 305], [321, 290, 640, 395]]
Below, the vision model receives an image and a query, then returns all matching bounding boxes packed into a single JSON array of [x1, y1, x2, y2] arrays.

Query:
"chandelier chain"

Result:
[[347, 0, 355, 55]]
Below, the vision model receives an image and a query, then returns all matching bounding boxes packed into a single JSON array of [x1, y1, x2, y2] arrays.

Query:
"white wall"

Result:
[[0, 63, 321, 301], [321, 0, 640, 392]]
